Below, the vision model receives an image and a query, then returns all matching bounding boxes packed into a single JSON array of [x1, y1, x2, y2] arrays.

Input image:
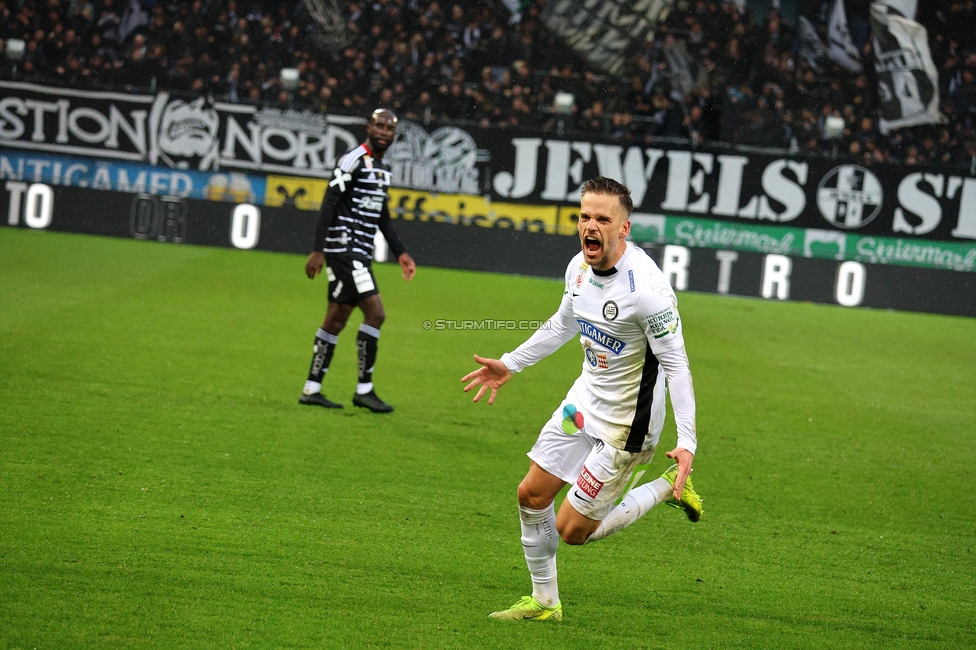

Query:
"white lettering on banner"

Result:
[[758, 160, 808, 221], [230, 204, 260, 249], [493, 141, 811, 225], [262, 128, 299, 161], [712, 155, 750, 216], [492, 137, 541, 198], [68, 107, 111, 143], [24, 100, 60, 141], [24, 183, 53, 228], [0, 98, 28, 139], [893, 172, 944, 235], [662, 245, 690, 291], [951, 178, 976, 239], [5, 180, 27, 225], [661, 151, 713, 214], [835, 261, 866, 307], [541, 140, 592, 201], [591, 145, 664, 207], [0, 83, 363, 175], [762, 254, 791, 300], [106, 106, 147, 152], [715, 250, 739, 294]]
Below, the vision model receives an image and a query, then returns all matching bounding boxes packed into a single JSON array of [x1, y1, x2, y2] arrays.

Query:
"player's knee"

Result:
[[516, 482, 550, 510], [364, 310, 385, 328]]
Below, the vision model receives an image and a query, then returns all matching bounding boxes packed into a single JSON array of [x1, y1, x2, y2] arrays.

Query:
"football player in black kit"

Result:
[[300, 108, 416, 412]]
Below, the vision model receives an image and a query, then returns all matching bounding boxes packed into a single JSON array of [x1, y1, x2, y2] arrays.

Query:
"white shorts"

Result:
[[528, 397, 657, 521]]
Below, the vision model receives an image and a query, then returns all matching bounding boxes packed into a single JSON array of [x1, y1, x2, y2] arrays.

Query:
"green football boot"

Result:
[[662, 464, 703, 522], [489, 596, 563, 621]]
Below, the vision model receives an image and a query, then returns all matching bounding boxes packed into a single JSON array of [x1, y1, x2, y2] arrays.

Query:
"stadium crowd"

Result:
[[1, 0, 975, 169]]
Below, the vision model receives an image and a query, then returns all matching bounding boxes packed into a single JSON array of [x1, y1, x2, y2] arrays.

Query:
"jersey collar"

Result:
[[592, 266, 618, 277]]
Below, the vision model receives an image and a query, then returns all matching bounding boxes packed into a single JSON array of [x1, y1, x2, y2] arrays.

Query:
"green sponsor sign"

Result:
[[849, 235, 976, 272], [630, 215, 976, 273], [630, 215, 805, 256]]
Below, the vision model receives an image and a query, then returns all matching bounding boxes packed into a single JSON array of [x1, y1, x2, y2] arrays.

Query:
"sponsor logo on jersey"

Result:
[[577, 319, 626, 355], [603, 300, 618, 321], [577, 465, 604, 499], [589, 277, 604, 289], [645, 307, 679, 339], [358, 196, 384, 212], [628, 269, 635, 292]]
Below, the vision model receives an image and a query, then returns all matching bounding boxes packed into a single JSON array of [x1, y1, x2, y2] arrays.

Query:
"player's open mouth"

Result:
[[583, 236, 601, 255]]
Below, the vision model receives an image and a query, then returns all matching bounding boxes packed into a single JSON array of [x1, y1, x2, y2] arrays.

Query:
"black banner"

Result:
[[2, 81, 975, 246]]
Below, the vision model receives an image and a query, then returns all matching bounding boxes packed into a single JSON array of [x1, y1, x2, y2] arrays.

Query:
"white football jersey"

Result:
[[503, 243, 696, 454]]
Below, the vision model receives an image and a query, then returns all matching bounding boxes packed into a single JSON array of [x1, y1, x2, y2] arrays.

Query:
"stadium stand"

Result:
[[1, 0, 974, 169]]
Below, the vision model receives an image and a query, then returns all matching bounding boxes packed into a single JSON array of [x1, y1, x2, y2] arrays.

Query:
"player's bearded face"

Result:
[[366, 112, 398, 153], [578, 193, 631, 270]]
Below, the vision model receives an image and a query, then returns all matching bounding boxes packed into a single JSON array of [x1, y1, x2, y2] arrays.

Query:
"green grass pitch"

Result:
[[1, 227, 975, 649]]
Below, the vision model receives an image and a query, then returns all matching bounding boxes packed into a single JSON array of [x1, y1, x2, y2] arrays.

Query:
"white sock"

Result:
[[586, 477, 672, 543], [355, 382, 373, 395], [303, 380, 322, 395], [519, 504, 560, 607]]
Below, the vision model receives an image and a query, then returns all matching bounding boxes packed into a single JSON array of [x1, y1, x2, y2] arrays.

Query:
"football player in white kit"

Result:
[[462, 177, 702, 622]]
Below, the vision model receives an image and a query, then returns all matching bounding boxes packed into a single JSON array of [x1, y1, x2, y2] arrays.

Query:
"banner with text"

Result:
[[2, 81, 974, 245]]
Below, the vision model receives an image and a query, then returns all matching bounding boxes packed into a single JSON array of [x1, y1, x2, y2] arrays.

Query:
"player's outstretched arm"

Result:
[[305, 251, 324, 279], [665, 447, 695, 500], [461, 354, 513, 405]]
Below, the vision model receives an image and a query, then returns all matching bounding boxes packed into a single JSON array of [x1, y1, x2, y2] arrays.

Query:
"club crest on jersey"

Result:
[[577, 319, 626, 355], [603, 301, 618, 321], [585, 347, 598, 368]]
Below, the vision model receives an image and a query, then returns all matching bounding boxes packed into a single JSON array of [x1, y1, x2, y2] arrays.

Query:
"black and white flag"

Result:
[[798, 16, 827, 72], [828, 0, 863, 72], [876, 0, 917, 19], [541, 0, 674, 78], [870, 2, 945, 134], [664, 39, 707, 96]]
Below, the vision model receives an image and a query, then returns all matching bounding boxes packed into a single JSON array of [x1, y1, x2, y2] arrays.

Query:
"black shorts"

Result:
[[325, 256, 380, 305]]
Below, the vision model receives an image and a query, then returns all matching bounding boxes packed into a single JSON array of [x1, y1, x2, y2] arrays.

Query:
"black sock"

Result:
[[307, 328, 339, 384], [356, 324, 380, 385]]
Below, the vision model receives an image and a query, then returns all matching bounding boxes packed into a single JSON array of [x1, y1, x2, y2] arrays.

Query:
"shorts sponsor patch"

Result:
[[596, 353, 608, 369], [352, 265, 375, 293], [576, 465, 604, 499]]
